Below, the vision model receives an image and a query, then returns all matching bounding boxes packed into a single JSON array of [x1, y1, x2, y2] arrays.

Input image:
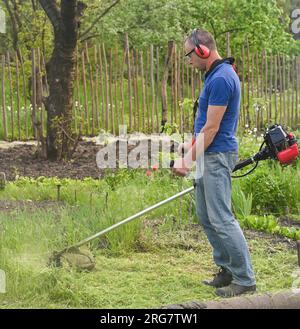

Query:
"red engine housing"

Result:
[[277, 143, 299, 165]]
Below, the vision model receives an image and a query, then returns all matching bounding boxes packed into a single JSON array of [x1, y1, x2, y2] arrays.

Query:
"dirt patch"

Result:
[[277, 216, 300, 229], [0, 141, 106, 181], [139, 220, 297, 251], [244, 228, 297, 250], [0, 139, 173, 181], [0, 200, 65, 213]]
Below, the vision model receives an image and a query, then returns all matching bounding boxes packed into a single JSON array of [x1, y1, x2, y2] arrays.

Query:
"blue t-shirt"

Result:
[[194, 60, 240, 152]]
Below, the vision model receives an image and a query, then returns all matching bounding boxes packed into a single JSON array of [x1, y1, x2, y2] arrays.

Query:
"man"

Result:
[[172, 28, 256, 298]]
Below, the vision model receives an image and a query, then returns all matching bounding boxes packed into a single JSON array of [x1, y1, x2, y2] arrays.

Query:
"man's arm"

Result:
[[172, 105, 227, 176], [189, 105, 227, 162]]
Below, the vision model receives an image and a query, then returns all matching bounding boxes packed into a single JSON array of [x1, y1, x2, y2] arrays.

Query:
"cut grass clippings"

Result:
[[0, 205, 298, 309]]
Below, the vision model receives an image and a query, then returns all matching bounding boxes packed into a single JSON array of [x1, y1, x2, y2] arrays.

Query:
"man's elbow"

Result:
[[203, 125, 219, 138]]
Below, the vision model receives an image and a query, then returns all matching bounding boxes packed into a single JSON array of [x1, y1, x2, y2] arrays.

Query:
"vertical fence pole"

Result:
[[140, 51, 146, 132], [19, 50, 28, 139], [102, 43, 109, 132], [241, 46, 246, 127], [7, 52, 14, 140], [31, 49, 37, 138], [75, 46, 82, 134], [125, 34, 132, 131], [85, 43, 95, 135], [291, 56, 295, 129], [173, 44, 177, 125], [274, 54, 278, 123], [37, 48, 44, 138], [109, 48, 115, 134], [94, 45, 100, 131], [146, 49, 150, 131], [115, 46, 120, 133], [246, 42, 251, 127], [15, 53, 21, 140], [1, 55, 8, 140], [170, 45, 174, 124], [283, 55, 287, 125], [296, 57, 299, 128], [81, 50, 89, 134], [120, 48, 125, 127], [150, 45, 155, 132], [263, 49, 268, 126], [98, 44, 105, 130], [286, 56, 290, 127], [278, 54, 283, 124], [268, 54, 272, 125], [156, 47, 160, 132], [132, 49, 137, 131]]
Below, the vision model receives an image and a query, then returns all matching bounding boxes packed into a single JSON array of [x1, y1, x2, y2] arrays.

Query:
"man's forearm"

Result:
[[184, 126, 218, 165]]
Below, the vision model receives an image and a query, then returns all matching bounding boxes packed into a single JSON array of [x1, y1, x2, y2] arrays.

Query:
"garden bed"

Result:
[[0, 141, 103, 181]]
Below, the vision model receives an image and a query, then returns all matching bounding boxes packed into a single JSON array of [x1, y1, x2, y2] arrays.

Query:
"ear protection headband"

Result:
[[191, 29, 211, 59]]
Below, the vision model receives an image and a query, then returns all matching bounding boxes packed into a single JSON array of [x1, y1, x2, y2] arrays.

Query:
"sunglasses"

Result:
[[185, 49, 195, 58]]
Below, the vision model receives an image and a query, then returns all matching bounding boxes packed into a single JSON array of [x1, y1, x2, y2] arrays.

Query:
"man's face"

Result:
[[184, 40, 206, 71]]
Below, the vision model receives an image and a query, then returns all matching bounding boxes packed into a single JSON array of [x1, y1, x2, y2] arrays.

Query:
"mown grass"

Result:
[[0, 206, 298, 309], [0, 168, 299, 308]]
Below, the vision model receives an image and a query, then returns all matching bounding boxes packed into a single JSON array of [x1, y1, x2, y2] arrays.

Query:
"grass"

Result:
[[0, 134, 299, 308], [0, 209, 297, 309]]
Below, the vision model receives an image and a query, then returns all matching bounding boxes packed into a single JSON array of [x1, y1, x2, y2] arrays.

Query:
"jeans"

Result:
[[195, 151, 256, 286]]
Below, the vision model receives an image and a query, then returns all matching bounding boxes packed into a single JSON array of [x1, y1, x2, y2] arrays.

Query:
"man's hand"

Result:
[[171, 158, 190, 177]]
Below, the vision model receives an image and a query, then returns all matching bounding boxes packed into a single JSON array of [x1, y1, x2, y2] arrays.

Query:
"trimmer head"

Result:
[[48, 247, 95, 271]]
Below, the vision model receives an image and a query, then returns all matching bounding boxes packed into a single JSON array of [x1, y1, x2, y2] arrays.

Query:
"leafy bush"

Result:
[[239, 215, 300, 241], [236, 161, 300, 215]]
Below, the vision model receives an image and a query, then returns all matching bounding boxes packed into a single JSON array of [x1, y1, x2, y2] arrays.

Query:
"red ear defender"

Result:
[[194, 44, 210, 59], [191, 29, 211, 59]]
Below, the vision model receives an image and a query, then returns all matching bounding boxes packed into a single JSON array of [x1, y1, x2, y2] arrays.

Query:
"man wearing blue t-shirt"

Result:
[[172, 28, 256, 298]]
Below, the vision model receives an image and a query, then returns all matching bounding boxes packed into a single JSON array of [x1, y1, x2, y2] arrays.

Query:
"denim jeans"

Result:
[[195, 151, 256, 286]]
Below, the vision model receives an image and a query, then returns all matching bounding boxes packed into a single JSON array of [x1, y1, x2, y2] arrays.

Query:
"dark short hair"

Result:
[[187, 28, 217, 51]]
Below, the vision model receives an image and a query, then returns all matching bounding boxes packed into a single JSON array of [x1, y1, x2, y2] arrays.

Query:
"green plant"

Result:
[[160, 122, 179, 135], [232, 183, 252, 218]]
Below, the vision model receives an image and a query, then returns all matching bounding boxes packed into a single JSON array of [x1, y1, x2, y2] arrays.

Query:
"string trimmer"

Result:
[[49, 124, 298, 270]]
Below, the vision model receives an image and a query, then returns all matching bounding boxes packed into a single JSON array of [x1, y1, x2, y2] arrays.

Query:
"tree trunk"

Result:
[[161, 41, 174, 128], [39, 0, 84, 160], [163, 290, 300, 309], [45, 35, 77, 160]]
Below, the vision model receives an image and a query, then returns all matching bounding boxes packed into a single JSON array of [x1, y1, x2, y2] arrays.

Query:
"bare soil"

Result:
[[278, 216, 300, 229], [0, 139, 167, 181], [0, 200, 65, 213], [0, 141, 107, 181]]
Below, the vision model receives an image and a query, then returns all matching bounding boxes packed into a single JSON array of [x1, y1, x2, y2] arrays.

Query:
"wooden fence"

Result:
[[0, 42, 300, 141]]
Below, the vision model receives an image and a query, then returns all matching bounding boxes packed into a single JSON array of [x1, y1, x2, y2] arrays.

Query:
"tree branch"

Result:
[[3, 0, 19, 50], [216, 28, 247, 38], [31, 0, 37, 11], [38, 0, 61, 32], [79, 0, 121, 40], [11, 0, 23, 28], [80, 33, 102, 44]]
